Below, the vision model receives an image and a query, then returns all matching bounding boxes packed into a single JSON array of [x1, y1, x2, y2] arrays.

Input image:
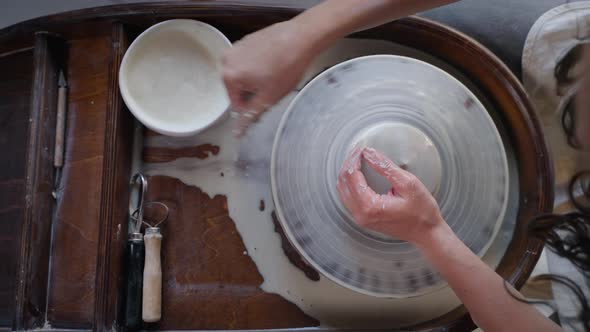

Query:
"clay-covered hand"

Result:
[[336, 147, 444, 244], [222, 21, 317, 136]]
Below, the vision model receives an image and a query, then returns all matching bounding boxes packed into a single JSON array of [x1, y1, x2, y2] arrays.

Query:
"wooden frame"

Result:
[[15, 33, 66, 330], [93, 22, 135, 332], [0, 2, 553, 331]]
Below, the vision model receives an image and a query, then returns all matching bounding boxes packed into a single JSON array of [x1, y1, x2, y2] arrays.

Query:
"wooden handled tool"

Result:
[[142, 227, 162, 322], [54, 71, 67, 168], [52, 71, 68, 199], [140, 201, 168, 323]]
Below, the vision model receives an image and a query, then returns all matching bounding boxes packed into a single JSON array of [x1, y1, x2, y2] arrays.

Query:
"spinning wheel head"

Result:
[[271, 55, 509, 297]]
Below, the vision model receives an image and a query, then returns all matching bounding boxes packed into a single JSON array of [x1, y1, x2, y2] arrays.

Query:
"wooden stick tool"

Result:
[[141, 201, 168, 323]]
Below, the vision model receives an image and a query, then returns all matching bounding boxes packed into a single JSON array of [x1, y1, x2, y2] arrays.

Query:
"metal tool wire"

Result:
[[130, 201, 169, 229], [129, 173, 148, 234]]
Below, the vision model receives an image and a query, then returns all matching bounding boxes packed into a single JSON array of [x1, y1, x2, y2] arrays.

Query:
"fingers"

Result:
[[231, 104, 265, 137], [225, 86, 272, 137], [337, 147, 381, 223], [337, 147, 365, 201], [223, 64, 271, 137], [337, 147, 363, 203], [362, 147, 415, 191], [222, 70, 245, 107], [340, 146, 363, 174]]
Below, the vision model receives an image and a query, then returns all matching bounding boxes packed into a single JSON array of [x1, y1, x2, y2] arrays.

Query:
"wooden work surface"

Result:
[[141, 175, 317, 330], [0, 2, 553, 332], [0, 46, 33, 328]]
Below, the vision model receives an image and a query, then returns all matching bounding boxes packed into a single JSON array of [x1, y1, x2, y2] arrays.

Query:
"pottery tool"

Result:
[[271, 55, 509, 298], [54, 71, 67, 168], [124, 173, 147, 330], [141, 202, 168, 323], [52, 70, 67, 197]]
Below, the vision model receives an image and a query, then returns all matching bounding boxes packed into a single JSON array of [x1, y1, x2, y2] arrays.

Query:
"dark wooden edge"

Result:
[[0, 1, 306, 53], [4, 1, 305, 25], [15, 32, 66, 330], [93, 22, 135, 332], [24, 330, 91, 332]]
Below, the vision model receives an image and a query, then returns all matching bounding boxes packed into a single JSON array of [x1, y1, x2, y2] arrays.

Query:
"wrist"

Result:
[[414, 218, 456, 254]]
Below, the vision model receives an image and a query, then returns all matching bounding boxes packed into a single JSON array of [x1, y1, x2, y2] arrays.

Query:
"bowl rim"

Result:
[[119, 19, 232, 137]]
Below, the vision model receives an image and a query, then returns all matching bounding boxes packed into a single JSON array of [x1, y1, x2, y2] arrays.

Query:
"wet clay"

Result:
[[259, 199, 265, 212], [271, 211, 320, 282], [143, 144, 220, 163]]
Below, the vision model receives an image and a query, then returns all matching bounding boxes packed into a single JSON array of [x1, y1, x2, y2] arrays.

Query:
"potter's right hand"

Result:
[[336, 147, 445, 245], [222, 21, 318, 136]]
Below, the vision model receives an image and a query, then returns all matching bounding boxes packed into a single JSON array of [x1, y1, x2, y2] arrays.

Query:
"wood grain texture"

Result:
[[0, 48, 33, 328], [143, 144, 220, 163], [142, 175, 319, 330], [93, 22, 135, 332], [15, 33, 66, 330], [46, 23, 111, 329]]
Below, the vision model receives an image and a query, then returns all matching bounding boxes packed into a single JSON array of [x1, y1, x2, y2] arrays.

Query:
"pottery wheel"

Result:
[[271, 55, 509, 297]]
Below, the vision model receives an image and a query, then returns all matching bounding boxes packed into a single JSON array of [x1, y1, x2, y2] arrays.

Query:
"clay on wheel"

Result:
[[271, 55, 509, 298], [351, 122, 442, 195]]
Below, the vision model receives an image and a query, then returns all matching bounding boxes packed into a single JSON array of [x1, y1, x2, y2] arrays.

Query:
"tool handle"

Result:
[[142, 230, 162, 322], [54, 86, 67, 168], [124, 239, 144, 330]]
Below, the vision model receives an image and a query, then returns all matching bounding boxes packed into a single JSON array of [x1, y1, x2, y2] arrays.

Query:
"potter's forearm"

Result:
[[416, 222, 560, 332], [291, 0, 458, 53]]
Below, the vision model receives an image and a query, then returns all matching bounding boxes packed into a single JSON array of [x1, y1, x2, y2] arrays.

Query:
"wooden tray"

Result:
[[0, 2, 553, 331]]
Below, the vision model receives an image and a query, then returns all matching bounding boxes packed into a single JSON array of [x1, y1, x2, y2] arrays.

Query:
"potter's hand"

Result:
[[222, 0, 460, 137], [222, 21, 317, 136], [336, 147, 444, 244]]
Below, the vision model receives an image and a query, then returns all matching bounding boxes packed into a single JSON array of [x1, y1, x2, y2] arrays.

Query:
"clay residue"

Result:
[[259, 199, 265, 212], [142, 176, 318, 330], [143, 144, 220, 163], [464, 97, 475, 109], [271, 211, 320, 282]]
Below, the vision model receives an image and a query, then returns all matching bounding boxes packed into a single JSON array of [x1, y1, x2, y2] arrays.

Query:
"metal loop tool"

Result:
[[125, 173, 169, 328], [129, 173, 148, 235]]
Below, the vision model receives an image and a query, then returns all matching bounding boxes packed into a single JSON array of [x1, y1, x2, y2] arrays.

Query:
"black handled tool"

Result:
[[125, 173, 147, 330]]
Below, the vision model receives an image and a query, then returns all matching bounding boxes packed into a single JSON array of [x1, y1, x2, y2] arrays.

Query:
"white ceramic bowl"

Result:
[[119, 19, 231, 136]]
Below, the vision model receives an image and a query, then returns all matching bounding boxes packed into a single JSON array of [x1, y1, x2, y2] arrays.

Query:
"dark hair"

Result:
[[557, 42, 590, 149], [510, 171, 590, 331], [510, 41, 590, 330], [562, 95, 581, 149], [555, 43, 587, 96]]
